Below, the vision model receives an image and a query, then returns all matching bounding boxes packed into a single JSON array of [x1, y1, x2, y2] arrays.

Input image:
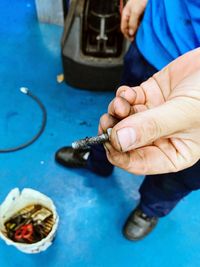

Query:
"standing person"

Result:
[[55, 0, 200, 240]]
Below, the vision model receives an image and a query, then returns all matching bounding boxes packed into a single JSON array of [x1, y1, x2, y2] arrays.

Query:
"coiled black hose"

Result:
[[0, 88, 47, 153]]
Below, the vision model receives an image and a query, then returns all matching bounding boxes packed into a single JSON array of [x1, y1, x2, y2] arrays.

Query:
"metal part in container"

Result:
[[4, 205, 54, 244]]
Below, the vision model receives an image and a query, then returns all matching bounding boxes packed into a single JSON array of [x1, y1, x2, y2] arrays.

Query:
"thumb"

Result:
[[110, 99, 196, 152]]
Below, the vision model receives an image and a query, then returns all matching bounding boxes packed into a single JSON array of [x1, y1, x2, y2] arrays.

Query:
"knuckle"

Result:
[[116, 86, 127, 96]]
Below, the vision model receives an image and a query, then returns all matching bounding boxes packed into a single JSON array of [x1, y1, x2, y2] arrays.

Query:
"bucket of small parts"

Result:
[[0, 188, 59, 254]]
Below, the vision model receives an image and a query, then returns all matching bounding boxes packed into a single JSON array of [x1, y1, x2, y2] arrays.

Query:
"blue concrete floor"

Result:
[[0, 1, 200, 267]]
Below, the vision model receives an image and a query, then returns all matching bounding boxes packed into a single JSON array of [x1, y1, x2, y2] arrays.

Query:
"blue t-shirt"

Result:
[[136, 0, 200, 70]]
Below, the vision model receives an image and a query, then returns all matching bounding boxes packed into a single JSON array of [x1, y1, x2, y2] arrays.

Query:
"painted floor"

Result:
[[0, 1, 200, 267]]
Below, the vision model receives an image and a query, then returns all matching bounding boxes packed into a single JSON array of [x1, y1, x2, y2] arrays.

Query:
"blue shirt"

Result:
[[136, 0, 200, 70]]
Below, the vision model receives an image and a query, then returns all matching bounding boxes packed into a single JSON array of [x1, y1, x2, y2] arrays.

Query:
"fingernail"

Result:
[[117, 128, 136, 151], [129, 29, 134, 36]]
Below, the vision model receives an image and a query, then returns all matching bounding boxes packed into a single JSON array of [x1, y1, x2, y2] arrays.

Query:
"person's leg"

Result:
[[86, 144, 114, 176], [55, 41, 158, 176], [139, 160, 200, 217], [123, 161, 200, 241]]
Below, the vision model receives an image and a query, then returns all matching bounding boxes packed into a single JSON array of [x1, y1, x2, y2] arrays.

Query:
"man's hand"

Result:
[[99, 48, 200, 175], [121, 0, 148, 41]]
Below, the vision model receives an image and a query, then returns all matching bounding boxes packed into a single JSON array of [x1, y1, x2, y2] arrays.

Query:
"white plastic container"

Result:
[[0, 188, 59, 254]]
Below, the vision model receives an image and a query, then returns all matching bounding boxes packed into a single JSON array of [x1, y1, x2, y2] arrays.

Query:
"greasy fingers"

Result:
[[108, 96, 133, 119], [124, 146, 181, 175], [101, 48, 200, 175], [103, 141, 178, 175], [98, 113, 118, 134], [104, 142, 198, 175], [116, 86, 137, 104]]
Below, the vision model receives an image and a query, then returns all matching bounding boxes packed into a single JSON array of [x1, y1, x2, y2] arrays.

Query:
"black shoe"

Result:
[[123, 208, 158, 241], [55, 146, 90, 168], [55, 145, 114, 177]]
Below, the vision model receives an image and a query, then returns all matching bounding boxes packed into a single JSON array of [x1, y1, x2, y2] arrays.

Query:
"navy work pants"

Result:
[[87, 42, 200, 218]]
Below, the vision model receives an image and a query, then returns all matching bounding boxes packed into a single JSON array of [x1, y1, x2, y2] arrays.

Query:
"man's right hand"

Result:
[[99, 48, 200, 175], [120, 0, 148, 41]]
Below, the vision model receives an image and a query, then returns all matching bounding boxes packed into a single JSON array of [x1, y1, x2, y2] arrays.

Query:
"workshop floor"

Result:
[[0, 1, 200, 267]]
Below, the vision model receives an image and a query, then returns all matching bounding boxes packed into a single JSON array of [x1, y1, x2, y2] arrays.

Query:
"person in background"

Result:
[[55, 0, 200, 240]]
